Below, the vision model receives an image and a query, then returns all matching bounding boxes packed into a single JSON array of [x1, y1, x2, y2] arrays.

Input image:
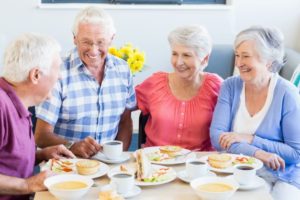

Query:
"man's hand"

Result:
[[70, 136, 101, 158], [255, 150, 285, 171], [25, 170, 53, 193], [219, 132, 254, 149], [39, 145, 76, 161]]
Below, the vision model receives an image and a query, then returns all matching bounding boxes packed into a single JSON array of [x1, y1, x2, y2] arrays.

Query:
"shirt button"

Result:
[[181, 112, 184, 115], [178, 134, 181, 138]]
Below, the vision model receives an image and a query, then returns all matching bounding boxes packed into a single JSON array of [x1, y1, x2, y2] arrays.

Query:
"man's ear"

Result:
[[28, 68, 40, 84], [73, 35, 78, 46]]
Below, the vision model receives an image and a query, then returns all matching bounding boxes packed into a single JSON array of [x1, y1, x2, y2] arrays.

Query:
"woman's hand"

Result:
[[219, 132, 254, 149], [255, 150, 285, 171]]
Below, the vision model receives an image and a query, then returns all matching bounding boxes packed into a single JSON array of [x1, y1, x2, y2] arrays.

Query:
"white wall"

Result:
[[0, 0, 300, 130]]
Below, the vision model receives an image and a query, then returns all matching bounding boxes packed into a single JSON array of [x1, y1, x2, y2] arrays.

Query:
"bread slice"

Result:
[[99, 190, 124, 200], [76, 159, 100, 175], [207, 154, 232, 169], [159, 146, 182, 157]]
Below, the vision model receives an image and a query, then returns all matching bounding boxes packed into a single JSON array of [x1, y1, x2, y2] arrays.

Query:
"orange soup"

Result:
[[198, 183, 233, 192], [51, 181, 87, 190]]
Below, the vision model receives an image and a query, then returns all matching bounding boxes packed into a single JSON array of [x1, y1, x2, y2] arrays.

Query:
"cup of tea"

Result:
[[110, 172, 134, 194], [186, 158, 208, 179], [102, 140, 123, 160], [233, 164, 256, 185]]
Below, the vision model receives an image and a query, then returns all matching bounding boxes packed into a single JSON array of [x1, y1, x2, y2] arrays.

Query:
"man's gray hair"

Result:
[[72, 6, 116, 37], [168, 25, 212, 61], [2, 33, 61, 83], [234, 26, 286, 72]]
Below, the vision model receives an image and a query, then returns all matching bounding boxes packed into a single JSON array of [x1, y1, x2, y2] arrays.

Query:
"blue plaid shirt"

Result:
[[36, 47, 136, 143]]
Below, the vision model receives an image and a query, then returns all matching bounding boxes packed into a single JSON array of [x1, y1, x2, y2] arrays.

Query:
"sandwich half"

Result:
[[136, 149, 152, 181]]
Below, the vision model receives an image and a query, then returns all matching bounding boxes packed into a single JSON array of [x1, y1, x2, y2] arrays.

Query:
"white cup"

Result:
[[103, 140, 123, 160], [186, 158, 208, 179], [111, 172, 134, 194], [233, 164, 256, 185]]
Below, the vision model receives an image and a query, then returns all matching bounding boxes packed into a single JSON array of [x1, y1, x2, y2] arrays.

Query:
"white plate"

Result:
[[101, 184, 141, 198], [135, 164, 177, 186], [199, 154, 264, 173], [226, 175, 266, 190], [177, 170, 216, 183], [92, 152, 131, 164], [107, 163, 137, 178], [135, 146, 196, 165], [40, 158, 109, 179]]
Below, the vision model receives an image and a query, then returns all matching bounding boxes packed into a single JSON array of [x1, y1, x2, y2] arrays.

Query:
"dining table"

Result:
[[34, 151, 273, 200]]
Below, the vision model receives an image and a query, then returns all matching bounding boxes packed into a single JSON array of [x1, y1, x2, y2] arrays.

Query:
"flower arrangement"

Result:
[[109, 43, 146, 75]]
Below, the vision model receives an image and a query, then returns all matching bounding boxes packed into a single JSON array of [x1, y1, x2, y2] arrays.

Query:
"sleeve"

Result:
[[210, 79, 260, 156], [125, 71, 137, 110], [135, 74, 158, 115], [0, 108, 5, 149], [209, 79, 233, 151], [252, 89, 300, 164], [35, 80, 62, 126]]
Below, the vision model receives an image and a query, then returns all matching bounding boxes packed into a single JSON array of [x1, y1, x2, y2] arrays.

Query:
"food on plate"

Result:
[[76, 159, 100, 175], [136, 149, 152, 181], [197, 182, 233, 192], [233, 156, 256, 165], [99, 190, 124, 200], [120, 165, 128, 172], [51, 181, 88, 190], [159, 145, 182, 157], [50, 159, 75, 173], [136, 149, 172, 182], [207, 154, 232, 169]]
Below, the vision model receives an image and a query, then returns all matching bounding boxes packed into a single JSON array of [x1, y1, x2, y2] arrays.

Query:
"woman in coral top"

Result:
[[135, 25, 223, 151]]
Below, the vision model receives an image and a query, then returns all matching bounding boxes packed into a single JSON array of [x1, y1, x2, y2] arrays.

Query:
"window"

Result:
[[41, 0, 226, 5]]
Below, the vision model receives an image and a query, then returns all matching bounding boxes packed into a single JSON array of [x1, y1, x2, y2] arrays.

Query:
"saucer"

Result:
[[92, 152, 130, 164], [227, 175, 266, 190], [101, 184, 141, 198], [177, 170, 216, 183]]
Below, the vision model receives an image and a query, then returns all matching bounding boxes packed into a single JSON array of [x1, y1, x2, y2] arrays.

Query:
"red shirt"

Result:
[[0, 78, 36, 200], [135, 72, 222, 151]]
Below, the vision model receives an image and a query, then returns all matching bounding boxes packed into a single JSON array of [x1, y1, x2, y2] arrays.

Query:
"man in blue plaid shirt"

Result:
[[34, 6, 136, 158]]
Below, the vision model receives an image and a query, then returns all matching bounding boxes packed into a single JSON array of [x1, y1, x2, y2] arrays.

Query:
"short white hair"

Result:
[[2, 33, 61, 82], [168, 25, 212, 60], [234, 26, 285, 72], [72, 6, 116, 37]]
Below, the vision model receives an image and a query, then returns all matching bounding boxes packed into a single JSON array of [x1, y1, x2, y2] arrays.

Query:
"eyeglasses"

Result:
[[78, 40, 107, 49]]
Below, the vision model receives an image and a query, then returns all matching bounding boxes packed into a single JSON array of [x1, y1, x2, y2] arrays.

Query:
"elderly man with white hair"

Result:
[[0, 33, 74, 200], [35, 6, 136, 158]]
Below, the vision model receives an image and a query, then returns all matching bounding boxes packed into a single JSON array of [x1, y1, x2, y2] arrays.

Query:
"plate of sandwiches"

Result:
[[135, 149, 177, 186], [40, 158, 110, 179], [136, 146, 196, 165], [108, 150, 177, 186], [199, 153, 263, 173]]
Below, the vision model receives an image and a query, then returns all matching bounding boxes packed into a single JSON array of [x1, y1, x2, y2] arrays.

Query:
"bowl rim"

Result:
[[44, 174, 94, 191], [190, 176, 239, 194]]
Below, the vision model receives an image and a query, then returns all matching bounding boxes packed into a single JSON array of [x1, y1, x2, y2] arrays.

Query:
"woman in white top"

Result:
[[210, 26, 300, 200]]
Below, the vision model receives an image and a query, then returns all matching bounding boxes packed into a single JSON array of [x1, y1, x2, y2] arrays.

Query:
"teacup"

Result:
[[102, 140, 123, 160], [233, 164, 256, 185], [186, 158, 208, 179], [110, 172, 134, 194]]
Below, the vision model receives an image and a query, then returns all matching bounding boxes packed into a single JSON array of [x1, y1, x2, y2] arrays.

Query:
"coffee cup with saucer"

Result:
[[102, 140, 123, 160]]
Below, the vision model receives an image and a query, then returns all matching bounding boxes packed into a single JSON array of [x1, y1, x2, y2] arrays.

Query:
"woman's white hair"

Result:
[[168, 25, 212, 61], [2, 33, 61, 83], [72, 6, 116, 37], [234, 26, 286, 72]]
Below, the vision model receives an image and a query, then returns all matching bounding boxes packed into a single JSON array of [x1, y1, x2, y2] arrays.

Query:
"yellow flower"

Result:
[[109, 43, 146, 75]]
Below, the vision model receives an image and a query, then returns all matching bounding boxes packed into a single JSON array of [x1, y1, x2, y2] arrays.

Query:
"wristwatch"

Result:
[[64, 141, 75, 150]]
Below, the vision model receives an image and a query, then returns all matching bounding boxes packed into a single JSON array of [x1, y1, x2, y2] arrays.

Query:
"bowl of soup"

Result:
[[44, 174, 94, 200], [190, 176, 239, 200]]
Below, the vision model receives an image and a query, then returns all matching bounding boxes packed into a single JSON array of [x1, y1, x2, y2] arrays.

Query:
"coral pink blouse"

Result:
[[135, 72, 222, 151]]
